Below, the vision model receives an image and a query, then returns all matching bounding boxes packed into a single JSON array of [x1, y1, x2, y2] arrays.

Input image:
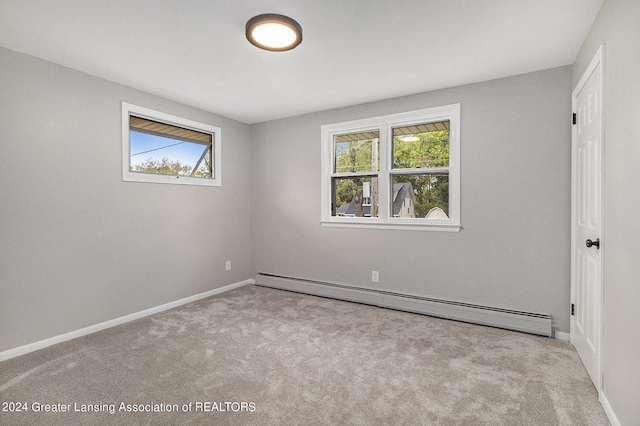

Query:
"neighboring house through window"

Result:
[[321, 104, 460, 231]]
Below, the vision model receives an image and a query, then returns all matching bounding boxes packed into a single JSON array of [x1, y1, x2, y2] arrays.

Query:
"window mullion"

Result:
[[378, 125, 390, 221]]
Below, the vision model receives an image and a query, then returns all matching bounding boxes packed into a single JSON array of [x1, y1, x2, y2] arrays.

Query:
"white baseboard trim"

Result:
[[554, 331, 570, 341], [0, 279, 254, 362], [256, 273, 552, 337], [600, 392, 621, 426]]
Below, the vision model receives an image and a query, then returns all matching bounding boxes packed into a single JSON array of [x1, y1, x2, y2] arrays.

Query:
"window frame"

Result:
[[121, 102, 222, 187], [321, 104, 460, 232]]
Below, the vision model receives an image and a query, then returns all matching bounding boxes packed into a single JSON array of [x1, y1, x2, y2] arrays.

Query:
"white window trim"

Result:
[[121, 102, 222, 187], [321, 104, 460, 232]]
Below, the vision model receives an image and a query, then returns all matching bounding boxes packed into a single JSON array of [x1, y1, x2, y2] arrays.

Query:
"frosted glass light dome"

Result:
[[246, 14, 302, 51]]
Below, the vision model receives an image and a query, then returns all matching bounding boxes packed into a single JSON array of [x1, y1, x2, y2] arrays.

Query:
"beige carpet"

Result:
[[0, 285, 608, 425]]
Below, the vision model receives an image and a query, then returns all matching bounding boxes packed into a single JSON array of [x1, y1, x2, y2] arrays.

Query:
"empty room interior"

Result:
[[0, 1, 638, 425]]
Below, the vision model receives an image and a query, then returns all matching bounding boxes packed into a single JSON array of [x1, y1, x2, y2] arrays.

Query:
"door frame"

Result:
[[570, 44, 605, 394]]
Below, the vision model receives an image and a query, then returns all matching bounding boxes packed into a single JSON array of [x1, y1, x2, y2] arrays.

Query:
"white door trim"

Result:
[[570, 44, 605, 394]]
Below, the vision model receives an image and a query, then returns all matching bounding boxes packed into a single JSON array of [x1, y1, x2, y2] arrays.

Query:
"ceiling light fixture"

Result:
[[245, 14, 302, 51], [400, 135, 420, 142]]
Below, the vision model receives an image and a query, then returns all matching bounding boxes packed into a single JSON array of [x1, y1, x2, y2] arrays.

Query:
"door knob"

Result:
[[585, 238, 600, 249]]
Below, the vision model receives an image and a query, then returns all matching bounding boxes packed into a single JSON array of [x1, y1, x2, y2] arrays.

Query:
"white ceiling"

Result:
[[0, 0, 603, 124]]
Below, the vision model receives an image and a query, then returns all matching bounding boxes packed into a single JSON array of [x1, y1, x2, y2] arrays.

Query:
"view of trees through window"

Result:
[[129, 116, 213, 179], [392, 121, 449, 217], [333, 130, 379, 216], [131, 154, 212, 178], [332, 122, 449, 218]]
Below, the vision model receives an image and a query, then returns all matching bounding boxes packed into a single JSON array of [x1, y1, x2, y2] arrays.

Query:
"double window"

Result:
[[321, 104, 460, 231], [122, 102, 221, 186]]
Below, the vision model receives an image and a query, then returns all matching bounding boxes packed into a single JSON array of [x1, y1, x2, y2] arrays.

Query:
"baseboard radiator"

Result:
[[255, 273, 552, 337]]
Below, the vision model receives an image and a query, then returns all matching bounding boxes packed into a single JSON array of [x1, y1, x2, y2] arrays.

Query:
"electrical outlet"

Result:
[[225, 261, 231, 271], [372, 271, 379, 283]]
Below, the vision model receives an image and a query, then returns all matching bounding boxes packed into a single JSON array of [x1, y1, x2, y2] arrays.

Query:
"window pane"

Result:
[[332, 176, 379, 217], [392, 121, 449, 168], [129, 116, 213, 179], [391, 174, 449, 219], [334, 131, 380, 173]]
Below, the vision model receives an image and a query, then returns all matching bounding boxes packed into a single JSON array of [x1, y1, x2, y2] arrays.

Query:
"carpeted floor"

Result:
[[0, 285, 608, 425]]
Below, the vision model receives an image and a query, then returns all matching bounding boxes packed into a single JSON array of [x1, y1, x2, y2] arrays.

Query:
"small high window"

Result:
[[122, 103, 221, 186]]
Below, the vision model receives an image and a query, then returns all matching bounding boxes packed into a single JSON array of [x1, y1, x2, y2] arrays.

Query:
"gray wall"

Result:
[[0, 47, 252, 352], [251, 66, 573, 333], [573, 0, 640, 423]]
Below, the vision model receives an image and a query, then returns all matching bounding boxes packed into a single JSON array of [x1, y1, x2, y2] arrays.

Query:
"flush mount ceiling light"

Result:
[[245, 13, 302, 51]]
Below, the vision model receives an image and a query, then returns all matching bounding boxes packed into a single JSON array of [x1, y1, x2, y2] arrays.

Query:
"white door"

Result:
[[571, 46, 604, 392]]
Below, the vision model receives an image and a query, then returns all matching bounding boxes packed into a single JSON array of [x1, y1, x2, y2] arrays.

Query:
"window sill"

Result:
[[320, 219, 461, 232], [123, 171, 221, 187]]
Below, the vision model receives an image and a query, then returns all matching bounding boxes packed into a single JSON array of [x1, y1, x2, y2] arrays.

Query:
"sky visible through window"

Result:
[[130, 131, 208, 170]]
